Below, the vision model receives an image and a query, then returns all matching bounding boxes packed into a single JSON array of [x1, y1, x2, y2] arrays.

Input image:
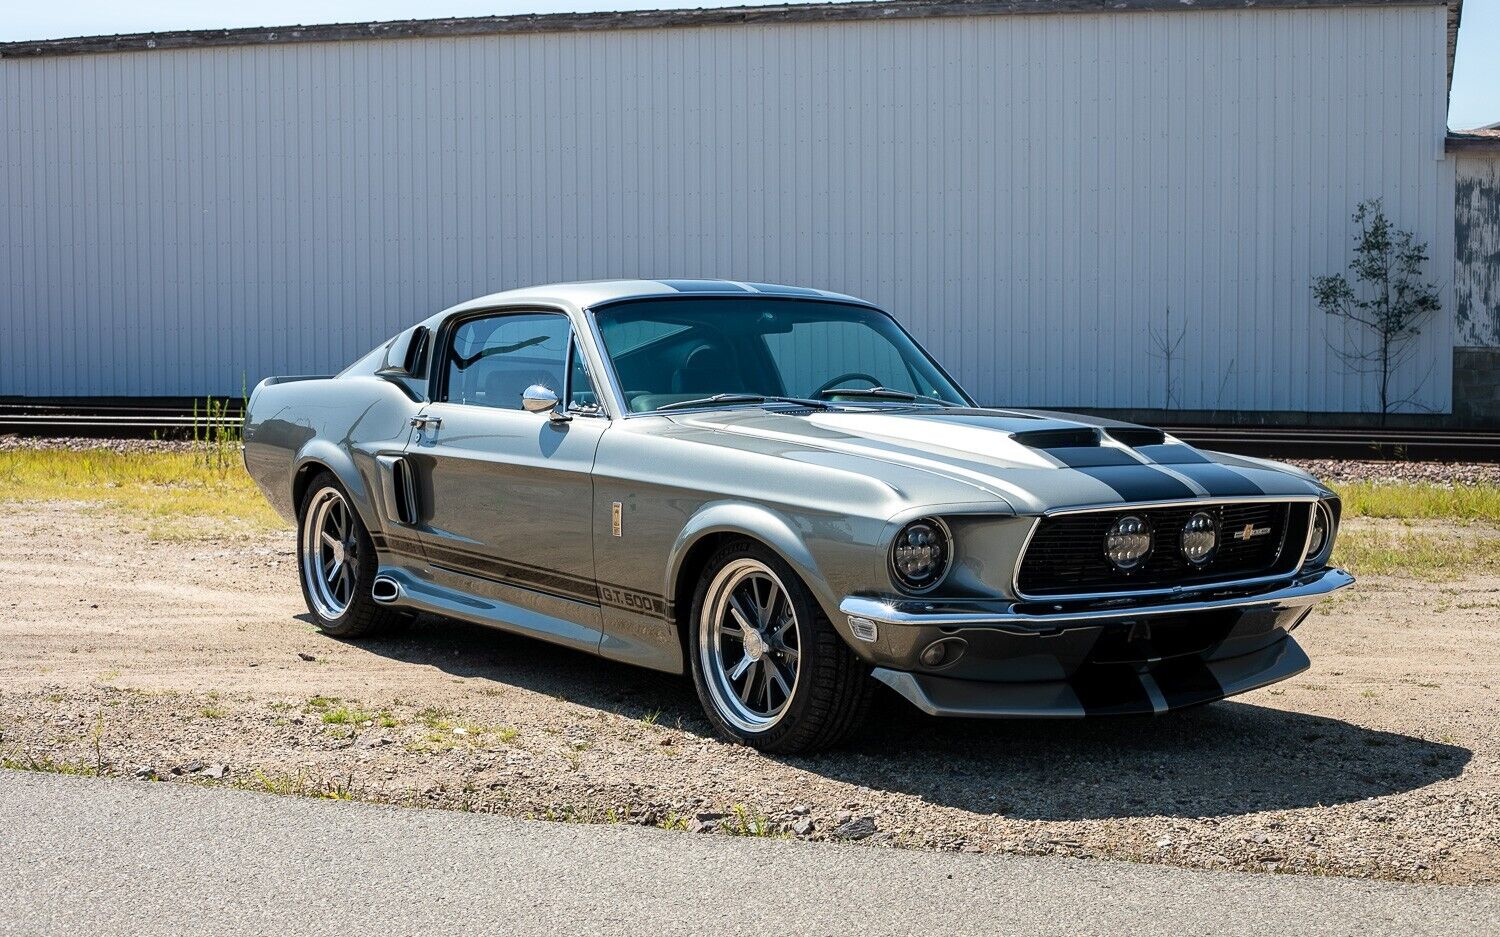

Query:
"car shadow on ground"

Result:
[[345, 614, 1471, 823]]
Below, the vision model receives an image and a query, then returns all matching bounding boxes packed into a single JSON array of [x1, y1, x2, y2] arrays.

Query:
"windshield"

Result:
[[593, 298, 970, 413]]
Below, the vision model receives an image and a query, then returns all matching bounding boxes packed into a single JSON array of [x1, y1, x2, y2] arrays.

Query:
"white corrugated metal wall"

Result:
[[0, 6, 1456, 411]]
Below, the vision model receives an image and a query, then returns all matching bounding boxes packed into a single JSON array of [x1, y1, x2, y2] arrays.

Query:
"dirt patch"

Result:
[[0, 503, 1495, 884]]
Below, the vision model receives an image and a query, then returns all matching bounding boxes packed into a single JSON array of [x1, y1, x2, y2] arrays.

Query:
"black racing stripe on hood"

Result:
[[1044, 445, 1145, 468], [1134, 443, 1209, 464], [1132, 444, 1266, 496], [1166, 462, 1266, 496], [1070, 464, 1198, 502]]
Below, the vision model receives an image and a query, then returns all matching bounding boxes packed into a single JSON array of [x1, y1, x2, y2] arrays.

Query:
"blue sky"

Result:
[[3, 0, 1495, 129]]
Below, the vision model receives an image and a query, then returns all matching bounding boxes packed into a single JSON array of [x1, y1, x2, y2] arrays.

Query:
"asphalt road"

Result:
[[1, 770, 1495, 936]]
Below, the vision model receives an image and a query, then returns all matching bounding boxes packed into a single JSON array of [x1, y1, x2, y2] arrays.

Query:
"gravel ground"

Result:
[[0, 502, 1496, 884], [1291, 459, 1500, 486], [0, 435, 198, 453]]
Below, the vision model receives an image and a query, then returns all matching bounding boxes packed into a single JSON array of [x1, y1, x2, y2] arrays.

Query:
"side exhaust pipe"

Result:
[[371, 576, 402, 604]]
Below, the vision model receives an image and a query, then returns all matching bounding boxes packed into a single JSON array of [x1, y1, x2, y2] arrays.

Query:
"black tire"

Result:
[[296, 471, 408, 639], [688, 538, 872, 754]]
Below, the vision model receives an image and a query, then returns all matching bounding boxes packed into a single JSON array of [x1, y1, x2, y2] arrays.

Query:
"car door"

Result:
[[404, 309, 610, 650]]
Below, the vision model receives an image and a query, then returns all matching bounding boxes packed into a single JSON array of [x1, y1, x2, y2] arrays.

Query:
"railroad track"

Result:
[[2, 404, 1498, 461], [0, 404, 240, 435], [1162, 426, 1500, 461]]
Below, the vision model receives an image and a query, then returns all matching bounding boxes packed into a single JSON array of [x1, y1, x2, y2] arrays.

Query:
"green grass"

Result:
[[320, 706, 372, 725], [402, 706, 516, 752], [722, 804, 783, 838], [0, 447, 283, 538], [0, 752, 101, 777], [1310, 479, 1500, 579], [238, 769, 357, 800], [1334, 481, 1500, 525]]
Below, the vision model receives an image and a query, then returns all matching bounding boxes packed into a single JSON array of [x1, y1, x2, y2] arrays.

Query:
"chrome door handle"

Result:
[[410, 415, 442, 430]]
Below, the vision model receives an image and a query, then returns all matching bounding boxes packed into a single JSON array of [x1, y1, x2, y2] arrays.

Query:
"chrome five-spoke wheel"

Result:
[[698, 558, 803, 733], [301, 486, 361, 620], [296, 472, 409, 638]]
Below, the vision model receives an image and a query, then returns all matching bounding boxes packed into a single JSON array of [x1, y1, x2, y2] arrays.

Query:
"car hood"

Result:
[[664, 406, 1327, 514]]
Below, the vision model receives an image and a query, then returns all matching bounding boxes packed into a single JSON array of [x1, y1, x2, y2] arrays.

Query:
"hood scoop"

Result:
[[1104, 426, 1167, 448], [1012, 427, 1102, 449]]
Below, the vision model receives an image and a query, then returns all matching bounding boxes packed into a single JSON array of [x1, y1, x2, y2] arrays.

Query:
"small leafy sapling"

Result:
[[1313, 198, 1442, 417]]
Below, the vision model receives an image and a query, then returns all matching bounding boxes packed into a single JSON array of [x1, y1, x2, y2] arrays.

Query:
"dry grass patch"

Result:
[[0, 447, 283, 539], [1335, 520, 1500, 579]]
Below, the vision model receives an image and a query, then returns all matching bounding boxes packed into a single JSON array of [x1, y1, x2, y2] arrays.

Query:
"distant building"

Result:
[[1, 0, 1492, 423], [1448, 123, 1500, 424]]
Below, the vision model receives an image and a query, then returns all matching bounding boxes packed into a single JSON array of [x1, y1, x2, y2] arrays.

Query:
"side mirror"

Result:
[[521, 384, 570, 422]]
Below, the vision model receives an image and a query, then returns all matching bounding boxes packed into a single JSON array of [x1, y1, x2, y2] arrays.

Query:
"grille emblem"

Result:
[[1233, 523, 1271, 542]]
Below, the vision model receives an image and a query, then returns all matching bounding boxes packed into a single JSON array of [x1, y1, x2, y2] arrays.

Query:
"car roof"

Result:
[[438, 279, 875, 317]]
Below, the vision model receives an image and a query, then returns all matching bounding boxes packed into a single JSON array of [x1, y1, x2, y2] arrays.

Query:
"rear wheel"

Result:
[[689, 539, 871, 753], [297, 472, 407, 638]]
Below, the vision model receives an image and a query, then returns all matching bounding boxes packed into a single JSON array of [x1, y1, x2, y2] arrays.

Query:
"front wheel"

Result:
[[688, 539, 871, 753], [297, 472, 407, 638]]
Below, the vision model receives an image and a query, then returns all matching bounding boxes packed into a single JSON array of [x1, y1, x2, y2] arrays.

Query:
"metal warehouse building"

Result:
[[1, 0, 1491, 421]]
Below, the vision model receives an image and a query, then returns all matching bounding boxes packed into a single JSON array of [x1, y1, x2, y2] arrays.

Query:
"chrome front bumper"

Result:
[[839, 567, 1354, 636], [837, 568, 1352, 718]]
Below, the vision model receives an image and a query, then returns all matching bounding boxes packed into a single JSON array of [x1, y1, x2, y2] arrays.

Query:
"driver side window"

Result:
[[442, 313, 570, 410]]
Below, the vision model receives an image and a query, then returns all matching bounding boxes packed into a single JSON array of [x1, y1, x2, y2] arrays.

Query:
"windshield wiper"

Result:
[[654, 393, 831, 412], [817, 386, 963, 406]]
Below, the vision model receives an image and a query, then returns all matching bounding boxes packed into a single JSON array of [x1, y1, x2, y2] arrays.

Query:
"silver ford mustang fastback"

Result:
[[245, 279, 1352, 753]]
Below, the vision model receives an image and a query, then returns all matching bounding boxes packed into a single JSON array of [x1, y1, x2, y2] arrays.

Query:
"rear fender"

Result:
[[292, 439, 382, 532]]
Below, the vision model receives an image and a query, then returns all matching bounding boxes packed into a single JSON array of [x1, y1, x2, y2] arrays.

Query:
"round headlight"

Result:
[[890, 518, 951, 593], [1180, 511, 1218, 565], [1104, 515, 1152, 570], [1305, 501, 1335, 567]]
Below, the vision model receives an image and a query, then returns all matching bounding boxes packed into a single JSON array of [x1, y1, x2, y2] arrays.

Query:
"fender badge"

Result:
[[611, 501, 623, 537]]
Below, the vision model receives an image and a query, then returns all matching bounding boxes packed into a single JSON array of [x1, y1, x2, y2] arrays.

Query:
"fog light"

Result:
[[1104, 515, 1153, 570], [918, 637, 966, 669], [1180, 511, 1218, 565]]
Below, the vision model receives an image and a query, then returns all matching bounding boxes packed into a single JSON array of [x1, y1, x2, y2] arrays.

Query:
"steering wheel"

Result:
[[813, 372, 884, 398]]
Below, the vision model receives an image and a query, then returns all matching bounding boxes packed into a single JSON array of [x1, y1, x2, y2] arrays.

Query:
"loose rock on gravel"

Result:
[[0, 501, 1496, 885]]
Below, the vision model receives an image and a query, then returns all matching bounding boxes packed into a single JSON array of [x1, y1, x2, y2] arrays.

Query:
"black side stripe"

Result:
[[373, 531, 673, 620]]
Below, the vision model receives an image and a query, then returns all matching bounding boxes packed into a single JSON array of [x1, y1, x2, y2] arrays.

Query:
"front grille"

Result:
[[1016, 501, 1304, 597]]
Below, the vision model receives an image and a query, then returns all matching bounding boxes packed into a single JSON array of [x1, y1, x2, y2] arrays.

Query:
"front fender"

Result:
[[664, 501, 846, 625]]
